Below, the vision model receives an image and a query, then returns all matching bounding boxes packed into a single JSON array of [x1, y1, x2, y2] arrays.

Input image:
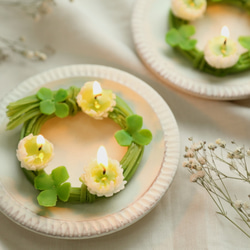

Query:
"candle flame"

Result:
[[93, 81, 102, 97], [36, 135, 45, 145], [97, 146, 108, 168], [221, 26, 230, 39]]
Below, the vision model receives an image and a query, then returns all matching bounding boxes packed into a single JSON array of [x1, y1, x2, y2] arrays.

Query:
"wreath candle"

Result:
[[80, 146, 126, 197], [6, 81, 152, 207], [16, 134, 54, 171], [171, 0, 207, 21], [76, 81, 116, 119], [204, 26, 240, 69]]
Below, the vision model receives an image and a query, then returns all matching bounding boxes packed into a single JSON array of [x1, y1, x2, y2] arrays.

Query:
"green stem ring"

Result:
[[167, 0, 250, 77], [7, 86, 145, 204]]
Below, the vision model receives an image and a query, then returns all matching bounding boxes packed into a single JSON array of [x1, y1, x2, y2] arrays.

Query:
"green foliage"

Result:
[[166, 25, 197, 50], [34, 166, 71, 207], [238, 36, 250, 50], [115, 130, 133, 146], [115, 114, 152, 146], [37, 88, 69, 118]]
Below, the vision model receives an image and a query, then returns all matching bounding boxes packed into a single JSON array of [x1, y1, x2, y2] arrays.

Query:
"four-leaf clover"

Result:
[[166, 25, 197, 50], [115, 114, 152, 146], [34, 166, 71, 207], [37, 87, 69, 118]]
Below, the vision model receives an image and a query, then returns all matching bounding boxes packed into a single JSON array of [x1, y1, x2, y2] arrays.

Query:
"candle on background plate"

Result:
[[76, 81, 116, 120], [204, 25, 240, 69], [16, 134, 54, 171], [80, 146, 126, 197], [171, 0, 207, 21]]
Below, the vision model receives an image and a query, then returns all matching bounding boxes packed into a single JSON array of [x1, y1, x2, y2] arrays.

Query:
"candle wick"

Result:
[[221, 38, 227, 55], [38, 145, 42, 151], [99, 163, 106, 174], [224, 38, 227, 46], [94, 93, 102, 99], [94, 94, 102, 109]]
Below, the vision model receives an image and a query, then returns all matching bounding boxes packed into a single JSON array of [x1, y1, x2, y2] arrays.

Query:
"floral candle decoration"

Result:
[[171, 0, 207, 21], [204, 26, 240, 69], [16, 134, 54, 171], [76, 81, 116, 120], [80, 146, 126, 197]]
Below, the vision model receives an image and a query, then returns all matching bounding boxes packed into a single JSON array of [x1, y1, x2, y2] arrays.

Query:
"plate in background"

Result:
[[132, 0, 250, 100]]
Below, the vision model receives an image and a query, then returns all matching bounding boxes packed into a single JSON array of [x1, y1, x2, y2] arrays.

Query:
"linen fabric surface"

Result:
[[0, 0, 249, 249]]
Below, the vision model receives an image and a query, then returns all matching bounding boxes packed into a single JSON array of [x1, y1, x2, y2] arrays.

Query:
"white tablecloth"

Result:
[[0, 1, 249, 249]]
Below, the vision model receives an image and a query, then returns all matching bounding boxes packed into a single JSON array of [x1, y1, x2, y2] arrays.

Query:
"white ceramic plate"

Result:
[[0, 65, 180, 239], [132, 0, 250, 100]]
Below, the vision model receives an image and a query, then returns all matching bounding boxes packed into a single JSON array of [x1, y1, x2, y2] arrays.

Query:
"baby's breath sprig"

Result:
[[0, 35, 48, 62], [183, 138, 250, 238], [0, 0, 74, 21], [0, 0, 56, 21]]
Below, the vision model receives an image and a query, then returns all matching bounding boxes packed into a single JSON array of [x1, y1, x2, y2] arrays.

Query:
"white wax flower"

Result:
[[204, 37, 240, 69], [80, 158, 127, 197], [171, 0, 207, 21], [16, 133, 54, 171], [76, 81, 116, 120]]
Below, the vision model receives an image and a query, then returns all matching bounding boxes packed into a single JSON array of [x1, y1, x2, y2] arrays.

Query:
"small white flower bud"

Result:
[[196, 165, 202, 171], [190, 173, 199, 182], [243, 201, 250, 210], [190, 170, 205, 182], [233, 200, 243, 209], [24, 50, 35, 59], [198, 156, 206, 165], [191, 141, 203, 151], [227, 152, 234, 159], [182, 161, 189, 168], [196, 170, 205, 178], [35, 51, 47, 61], [208, 143, 217, 150], [215, 138, 226, 148], [184, 149, 194, 158]]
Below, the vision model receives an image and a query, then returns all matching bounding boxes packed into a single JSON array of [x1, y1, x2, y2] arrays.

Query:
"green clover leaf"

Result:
[[179, 39, 197, 50], [55, 103, 69, 118], [40, 99, 56, 115], [132, 129, 153, 146], [37, 87, 53, 100], [114, 130, 133, 147], [57, 182, 71, 202], [179, 25, 196, 38], [37, 189, 57, 207], [166, 25, 197, 51], [238, 36, 250, 50], [54, 89, 68, 102], [126, 115, 143, 135], [115, 114, 152, 146], [51, 165, 70, 186], [37, 87, 69, 118], [34, 166, 71, 207], [166, 29, 182, 47]]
